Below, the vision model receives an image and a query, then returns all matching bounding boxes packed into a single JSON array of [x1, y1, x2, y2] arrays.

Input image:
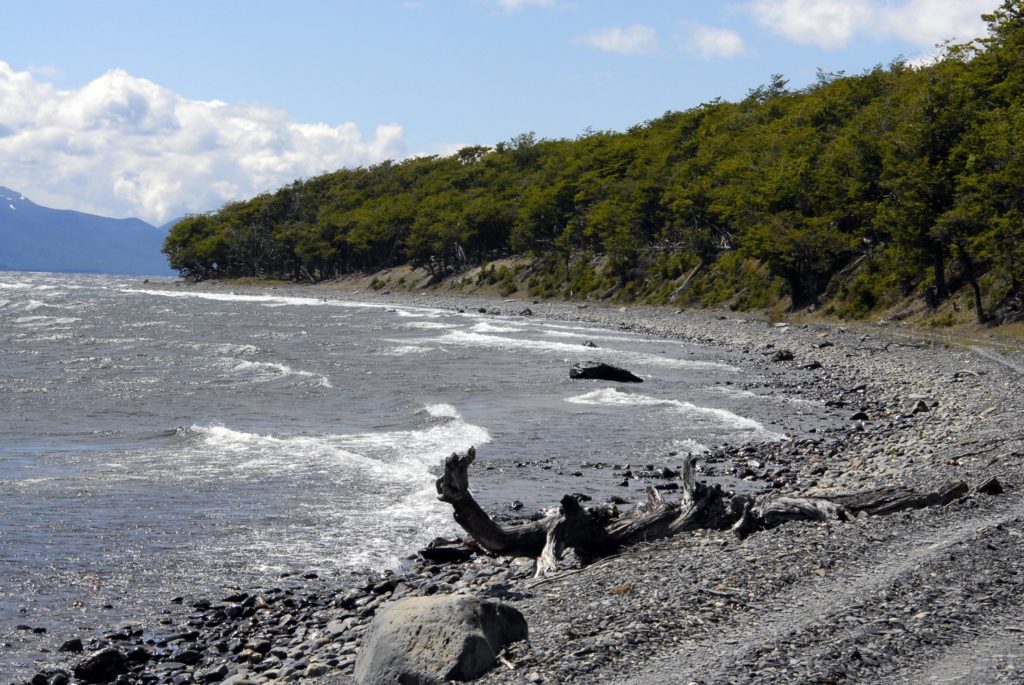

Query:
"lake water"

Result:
[[0, 272, 820, 679]]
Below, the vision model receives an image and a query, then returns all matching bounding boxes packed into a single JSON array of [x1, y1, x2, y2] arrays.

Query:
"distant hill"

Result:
[[0, 186, 174, 276]]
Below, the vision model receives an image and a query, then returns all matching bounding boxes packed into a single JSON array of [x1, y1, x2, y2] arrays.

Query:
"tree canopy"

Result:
[[164, 2, 1024, 323]]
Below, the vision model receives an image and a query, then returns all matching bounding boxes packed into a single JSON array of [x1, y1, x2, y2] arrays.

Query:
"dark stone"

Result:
[[771, 349, 795, 362], [570, 362, 643, 383], [582, 340, 598, 348], [911, 399, 930, 414], [73, 648, 130, 683], [176, 648, 202, 664], [518, 308, 533, 316], [196, 663, 230, 683], [418, 546, 474, 564], [976, 477, 1004, 496], [58, 638, 84, 653], [850, 411, 870, 421], [801, 361, 823, 370], [126, 646, 151, 662]]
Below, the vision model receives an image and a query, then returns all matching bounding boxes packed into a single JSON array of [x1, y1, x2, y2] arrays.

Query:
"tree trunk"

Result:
[[436, 448, 982, 576]]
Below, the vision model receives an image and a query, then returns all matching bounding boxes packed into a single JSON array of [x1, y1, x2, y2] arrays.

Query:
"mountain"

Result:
[[0, 186, 175, 276]]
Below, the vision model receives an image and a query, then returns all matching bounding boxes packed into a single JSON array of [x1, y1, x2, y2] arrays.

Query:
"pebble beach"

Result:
[[14, 286, 1024, 685]]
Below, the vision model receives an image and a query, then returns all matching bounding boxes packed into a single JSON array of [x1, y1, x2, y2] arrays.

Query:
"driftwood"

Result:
[[437, 447, 987, 577]]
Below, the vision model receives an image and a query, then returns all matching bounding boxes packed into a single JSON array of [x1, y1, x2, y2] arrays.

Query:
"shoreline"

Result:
[[14, 279, 1024, 684]]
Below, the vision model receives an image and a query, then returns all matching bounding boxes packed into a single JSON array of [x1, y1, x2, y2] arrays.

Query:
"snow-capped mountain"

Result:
[[0, 187, 174, 276]]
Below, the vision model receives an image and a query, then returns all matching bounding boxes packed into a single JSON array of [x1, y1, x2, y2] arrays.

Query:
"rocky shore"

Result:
[[12, 286, 1024, 684]]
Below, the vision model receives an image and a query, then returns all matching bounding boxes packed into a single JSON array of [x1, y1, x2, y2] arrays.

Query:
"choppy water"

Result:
[[0, 272, 823, 678]]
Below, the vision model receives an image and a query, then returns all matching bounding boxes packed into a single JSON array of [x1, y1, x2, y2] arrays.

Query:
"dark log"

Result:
[[437, 450, 731, 575], [436, 448, 548, 557], [437, 447, 981, 575]]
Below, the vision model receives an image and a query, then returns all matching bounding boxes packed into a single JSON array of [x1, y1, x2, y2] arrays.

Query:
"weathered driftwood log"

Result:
[[436, 447, 978, 576]]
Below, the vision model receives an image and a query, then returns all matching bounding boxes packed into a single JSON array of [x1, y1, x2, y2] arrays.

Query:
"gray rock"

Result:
[[72, 647, 129, 683], [58, 638, 83, 653], [353, 594, 527, 685], [771, 349, 795, 362]]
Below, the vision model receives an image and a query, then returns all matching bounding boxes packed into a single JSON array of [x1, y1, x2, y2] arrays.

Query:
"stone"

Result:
[[518, 308, 533, 316], [570, 362, 643, 383], [771, 349, 795, 362], [196, 663, 230, 683], [582, 340, 598, 348], [73, 648, 130, 684], [305, 662, 331, 677], [850, 411, 870, 421], [58, 638, 84, 653], [976, 477, 1004, 496], [418, 545, 474, 564], [353, 594, 528, 685]]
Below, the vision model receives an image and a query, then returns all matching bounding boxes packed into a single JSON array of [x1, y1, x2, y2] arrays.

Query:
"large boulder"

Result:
[[72, 647, 129, 683], [570, 361, 643, 383], [353, 594, 528, 685]]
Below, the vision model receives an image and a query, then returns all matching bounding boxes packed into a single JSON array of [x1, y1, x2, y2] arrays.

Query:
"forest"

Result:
[[163, 2, 1024, 324]]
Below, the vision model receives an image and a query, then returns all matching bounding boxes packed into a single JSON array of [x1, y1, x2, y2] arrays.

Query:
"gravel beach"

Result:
[[15, 285, 1024, 685]]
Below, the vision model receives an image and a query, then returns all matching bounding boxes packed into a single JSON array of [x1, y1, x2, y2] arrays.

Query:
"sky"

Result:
[[0, 0, 1002, 225]]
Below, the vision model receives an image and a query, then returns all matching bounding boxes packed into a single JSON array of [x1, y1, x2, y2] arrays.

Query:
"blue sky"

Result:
[[0, 0, 1000, 223]]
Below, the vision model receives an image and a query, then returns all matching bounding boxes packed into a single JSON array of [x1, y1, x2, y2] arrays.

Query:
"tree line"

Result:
[[164, 2, 1024, 323]]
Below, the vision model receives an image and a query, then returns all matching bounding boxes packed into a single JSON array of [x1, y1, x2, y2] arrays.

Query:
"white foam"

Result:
[[341, 420, 491, 469], [382, 345, 433, 356], [470, 321, 525, 334], [123, 288, 448, 317], [429, 330, 739, 372], [565, 388, 782, 438], [209, 343, 259, 356], [186, 424, 390, 476], [539, 327, 687, 347], [12, 315, 80, 327], [707, 385, 823, 407], [671, 438, 711, 455], [424, 403, 461, 418], [403, 321, 455, 330], [180, 410, 489, 481], [227, 359, 333, 388]]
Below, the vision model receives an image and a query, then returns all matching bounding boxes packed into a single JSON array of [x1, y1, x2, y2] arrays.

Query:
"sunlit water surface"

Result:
[[0, 272, 825, 678]]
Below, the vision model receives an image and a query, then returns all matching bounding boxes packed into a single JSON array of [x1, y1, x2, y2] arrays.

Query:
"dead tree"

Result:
[[436, 447, 980, 576]]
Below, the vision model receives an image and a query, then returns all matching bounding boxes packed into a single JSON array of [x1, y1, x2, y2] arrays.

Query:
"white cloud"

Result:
[[688, 24, 749, 59], [746, 0, 994, 50], [0, 61, 405, 224], [488, 0, 554, 11], [577, 24, 659, 55]]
